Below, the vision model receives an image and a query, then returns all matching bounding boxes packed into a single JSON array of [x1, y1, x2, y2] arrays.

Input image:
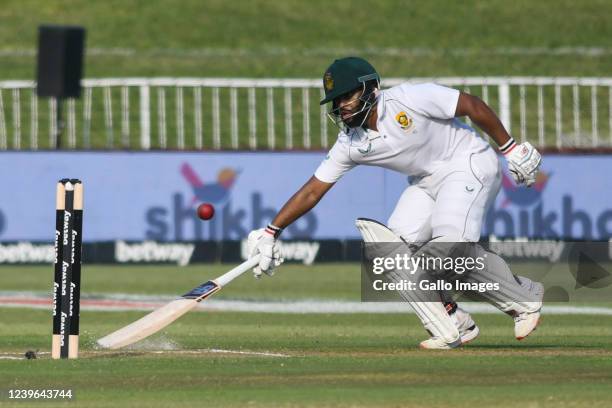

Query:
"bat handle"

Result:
[[215, 254, 261, 287]]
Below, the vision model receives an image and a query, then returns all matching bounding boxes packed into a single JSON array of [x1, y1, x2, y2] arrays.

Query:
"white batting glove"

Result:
[[247, 226, 284, 279], [501, 140, 542, 187]]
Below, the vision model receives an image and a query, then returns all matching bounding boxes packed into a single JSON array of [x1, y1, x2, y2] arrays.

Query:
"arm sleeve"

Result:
[[313, 139, 356, 183], [402, 83, 460, 119]]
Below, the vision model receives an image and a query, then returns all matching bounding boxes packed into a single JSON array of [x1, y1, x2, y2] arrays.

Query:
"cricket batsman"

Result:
[[247, 57, 543, 349]]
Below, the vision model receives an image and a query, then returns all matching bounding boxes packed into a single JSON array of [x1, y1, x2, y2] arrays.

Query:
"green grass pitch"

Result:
[[1, 263, 612, 407]]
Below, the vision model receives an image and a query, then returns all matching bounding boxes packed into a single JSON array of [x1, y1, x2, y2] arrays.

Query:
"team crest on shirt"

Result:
[[324, 72, 334, 91], [395, 111, 414, 132]]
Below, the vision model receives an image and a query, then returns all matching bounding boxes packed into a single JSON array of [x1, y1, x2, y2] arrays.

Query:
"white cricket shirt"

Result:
[[314, 83, 491, 183]]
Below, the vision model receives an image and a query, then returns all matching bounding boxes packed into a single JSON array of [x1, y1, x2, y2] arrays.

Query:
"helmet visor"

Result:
[[327, 84, 377, 129]]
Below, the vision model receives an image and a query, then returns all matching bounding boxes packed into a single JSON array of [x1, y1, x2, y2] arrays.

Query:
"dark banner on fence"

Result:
[[0, 239, 610, 266], [0, 240, 362, 265]]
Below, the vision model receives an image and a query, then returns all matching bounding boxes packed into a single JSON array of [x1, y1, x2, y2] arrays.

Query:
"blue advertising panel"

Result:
[[486, 156, 612, 239], [0, 152, 610, 241]]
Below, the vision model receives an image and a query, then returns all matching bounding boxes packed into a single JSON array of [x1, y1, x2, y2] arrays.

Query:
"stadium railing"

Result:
[[0, 77, 611, 150]]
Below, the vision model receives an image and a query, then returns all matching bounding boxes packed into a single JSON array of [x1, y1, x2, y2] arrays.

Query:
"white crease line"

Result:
[[208, 348, 290, 357], [149, 349, 290, 357], [0, 350, 288, 359]]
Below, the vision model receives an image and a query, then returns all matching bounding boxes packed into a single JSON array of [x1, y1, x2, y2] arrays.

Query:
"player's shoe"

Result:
[[513, 281, 544, 340], [419, 336, 463, 350], [452, 306, 480, 344], [514, 311, 541, 340], [419, 305, 478, 349]]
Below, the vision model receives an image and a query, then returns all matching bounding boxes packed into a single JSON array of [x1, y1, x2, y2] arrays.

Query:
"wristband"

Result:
[[499, 138, 517, 155], [264, 224, 283, 239]]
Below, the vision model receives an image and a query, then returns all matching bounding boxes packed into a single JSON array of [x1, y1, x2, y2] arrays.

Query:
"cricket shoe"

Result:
[[419, 336, 463, 350], [452, 306, 480, 344], [513, 281, 544, 340], [419, 306, 478, 349]]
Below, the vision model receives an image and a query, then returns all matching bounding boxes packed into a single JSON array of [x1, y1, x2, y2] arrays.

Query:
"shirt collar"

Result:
[[375, 89, 386, 122]]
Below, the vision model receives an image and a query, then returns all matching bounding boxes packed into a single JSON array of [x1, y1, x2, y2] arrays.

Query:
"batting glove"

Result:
[[501, 139, 542, 187], [247, 225, 284, 279]]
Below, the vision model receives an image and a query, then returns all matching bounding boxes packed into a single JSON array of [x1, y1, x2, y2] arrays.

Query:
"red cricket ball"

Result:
[[197, 203, 215, 220]]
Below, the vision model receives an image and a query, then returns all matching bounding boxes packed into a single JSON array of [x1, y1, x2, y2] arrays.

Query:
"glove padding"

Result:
[[247, 228, 283, 278], [504, 142, 542, 187]]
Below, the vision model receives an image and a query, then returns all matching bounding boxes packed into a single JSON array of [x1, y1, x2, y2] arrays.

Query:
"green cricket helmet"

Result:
[[320, 57, 380, 105]]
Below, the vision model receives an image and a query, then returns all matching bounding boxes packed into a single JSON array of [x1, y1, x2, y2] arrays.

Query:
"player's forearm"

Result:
[[456, 92, 512, 148], [271, 176, 332, 229], [271, 193, 317, 229], [468, 101, 512, 147]]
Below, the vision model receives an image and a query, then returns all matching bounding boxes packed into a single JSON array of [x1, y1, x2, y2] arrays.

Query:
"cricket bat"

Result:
[[97, 255, 260, 349]]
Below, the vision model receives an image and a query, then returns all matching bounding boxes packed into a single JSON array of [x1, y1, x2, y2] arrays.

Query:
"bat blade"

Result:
[[97, 256, 259, 350], [96, 297, 200, 349]]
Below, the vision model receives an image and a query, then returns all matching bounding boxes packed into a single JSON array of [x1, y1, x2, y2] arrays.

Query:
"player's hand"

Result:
[[247, 227, 283, 278], [504, 141, 542, 187]]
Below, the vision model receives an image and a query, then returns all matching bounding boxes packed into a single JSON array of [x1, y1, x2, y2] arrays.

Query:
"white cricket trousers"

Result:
[[388, 147, 501, 242]]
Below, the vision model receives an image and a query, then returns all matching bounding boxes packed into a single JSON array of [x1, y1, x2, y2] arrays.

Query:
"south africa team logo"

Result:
[[324, 72, 334, 91], [395, 111, 414, 131]]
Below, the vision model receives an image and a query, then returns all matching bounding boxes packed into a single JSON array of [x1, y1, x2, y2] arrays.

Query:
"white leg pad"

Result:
[[356, 218, 460, 344], [462, 249, 542, 314]]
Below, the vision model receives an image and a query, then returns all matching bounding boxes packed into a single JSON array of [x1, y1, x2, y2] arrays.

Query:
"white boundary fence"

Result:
[[0, 77, 611, 150]]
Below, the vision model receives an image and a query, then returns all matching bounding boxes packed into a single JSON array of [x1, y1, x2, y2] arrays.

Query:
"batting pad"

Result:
[[355, 218, 461, 345]]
